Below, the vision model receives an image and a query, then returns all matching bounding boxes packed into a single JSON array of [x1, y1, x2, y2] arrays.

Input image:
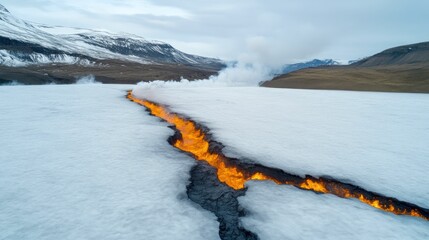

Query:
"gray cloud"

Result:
[[2, 0, 429, 64]]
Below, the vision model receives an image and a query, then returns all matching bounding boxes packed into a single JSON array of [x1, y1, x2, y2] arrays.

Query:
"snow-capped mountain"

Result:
[[37, 25, 223, 67], [279, 59, 342, 74], [0, 4, 223, 68]]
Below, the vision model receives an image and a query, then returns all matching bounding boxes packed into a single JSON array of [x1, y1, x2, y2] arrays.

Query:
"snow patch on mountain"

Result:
[[279, 59, 343, 74], [0, 49, 93, 66], [0, 4, 9, 13]]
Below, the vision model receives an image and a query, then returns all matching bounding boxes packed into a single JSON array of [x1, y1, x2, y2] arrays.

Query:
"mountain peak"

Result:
[[279, 58, 340, 74], [0, 4, 10, 14], [0, 3, 224, 69]]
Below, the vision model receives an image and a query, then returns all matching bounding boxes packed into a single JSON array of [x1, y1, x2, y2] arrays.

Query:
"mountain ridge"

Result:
[[0, 4, 224, 84], [279, 59, 341, 74], [263, 41, 429, 93], [0, 4, 223, 68], [352, 41, 429, 67]]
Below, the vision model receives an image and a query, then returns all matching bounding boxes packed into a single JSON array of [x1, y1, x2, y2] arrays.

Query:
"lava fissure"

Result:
[[127, 92, 429, 222]]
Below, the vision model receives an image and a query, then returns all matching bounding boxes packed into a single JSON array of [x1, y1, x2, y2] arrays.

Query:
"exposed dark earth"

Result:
[[0, 60, 220, 85], [187, 163, 258, 240]]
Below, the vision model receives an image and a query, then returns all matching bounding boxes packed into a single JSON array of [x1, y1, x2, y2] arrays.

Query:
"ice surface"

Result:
[[239, 181, 429, 239], [0, 85, 219, 240], [132, 86, 429, 210]]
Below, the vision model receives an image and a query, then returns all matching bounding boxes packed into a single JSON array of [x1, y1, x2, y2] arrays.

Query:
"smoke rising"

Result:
[[134, 63, 272, 89], [75, 75, 101, 84], [134, 36, 290, 90]]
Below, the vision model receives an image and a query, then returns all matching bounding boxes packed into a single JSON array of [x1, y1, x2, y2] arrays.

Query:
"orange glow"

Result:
[[300, 178, 328, 193], [127, 92, 428, 221], [295, 177, 428, 220], [127, 92, 276, 190]]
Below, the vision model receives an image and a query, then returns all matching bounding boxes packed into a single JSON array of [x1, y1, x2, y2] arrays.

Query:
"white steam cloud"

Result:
[[134, 62, 273, 89], [133, 36, 291, 90], [75, 75, 101, 84]]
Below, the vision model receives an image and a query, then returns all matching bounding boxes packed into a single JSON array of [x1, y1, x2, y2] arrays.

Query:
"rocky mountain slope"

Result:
[[0, 4, 224, 84]]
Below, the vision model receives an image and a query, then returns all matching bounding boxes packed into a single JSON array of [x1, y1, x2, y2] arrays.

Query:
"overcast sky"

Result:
[[2, 0, 429, 64]]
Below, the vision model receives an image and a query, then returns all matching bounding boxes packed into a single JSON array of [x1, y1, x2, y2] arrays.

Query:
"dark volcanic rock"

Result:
[[187, 162, 258, 240]]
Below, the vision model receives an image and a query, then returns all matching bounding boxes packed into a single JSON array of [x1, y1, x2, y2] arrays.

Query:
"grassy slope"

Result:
[[263, 63, 429, 93]]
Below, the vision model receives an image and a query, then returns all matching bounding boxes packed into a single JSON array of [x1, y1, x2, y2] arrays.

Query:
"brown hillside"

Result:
[[263, 42, 429, 93]]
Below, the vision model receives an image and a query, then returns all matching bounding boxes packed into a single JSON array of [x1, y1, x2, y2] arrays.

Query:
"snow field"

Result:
[[0, 85, 219, 240]]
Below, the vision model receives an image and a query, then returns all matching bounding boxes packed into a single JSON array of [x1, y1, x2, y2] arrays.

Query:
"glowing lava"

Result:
[[127, 91, 429, 221], [127, 92, 272, 189], [297, 177, 428, 220]]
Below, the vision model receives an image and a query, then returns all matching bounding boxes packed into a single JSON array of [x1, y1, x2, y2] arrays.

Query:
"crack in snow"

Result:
[[126, 91, 429, 234]]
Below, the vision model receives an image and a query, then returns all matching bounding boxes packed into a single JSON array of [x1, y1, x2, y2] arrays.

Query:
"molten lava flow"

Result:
[[300, 178, 328, 193], [127, 92, 429, 221], [296, 177, 428, 220], [127, 91, 275, 190]]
